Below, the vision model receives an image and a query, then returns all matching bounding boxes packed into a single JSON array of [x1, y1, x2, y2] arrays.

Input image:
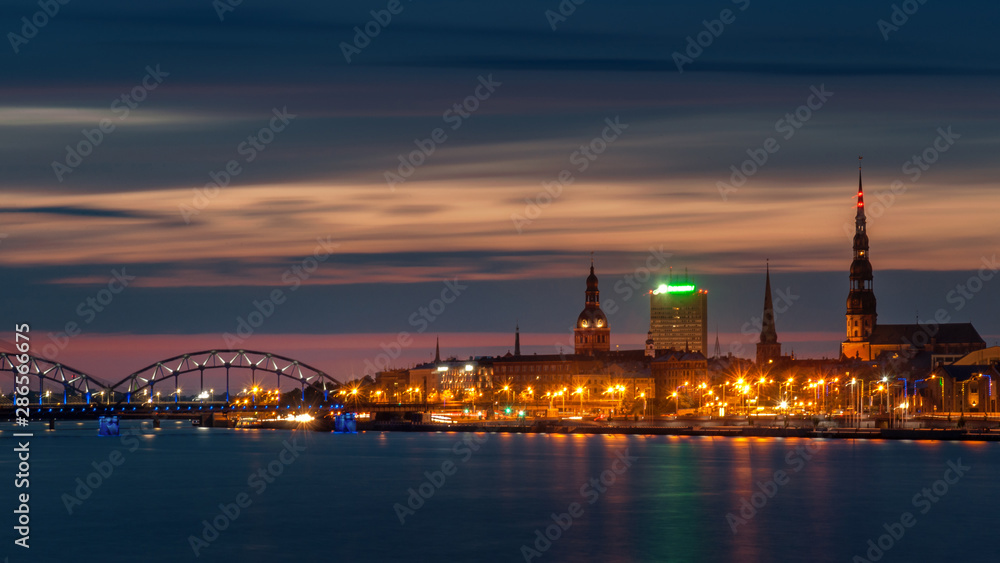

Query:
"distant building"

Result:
[[756, 264, 783, 366], [374, 369, 415, 401], [920, 364, 999, 414], [402, 339, 494, 402], [493, 354, 602, 395], [841, 161, 986, 362], [649, 278, 708, 354], [606, 361, 655, 399], [914, 346, 1000, 414], [574, 260, 611, 355], [651, 349, 708, 399]]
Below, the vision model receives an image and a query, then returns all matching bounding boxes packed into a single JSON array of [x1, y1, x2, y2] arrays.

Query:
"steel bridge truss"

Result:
[[108, 349, 342, 404], [0, 352, 109, 404]]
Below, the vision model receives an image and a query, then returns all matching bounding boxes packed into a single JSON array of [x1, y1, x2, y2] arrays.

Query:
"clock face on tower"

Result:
[[580, 320, 588, 328], [596, 319, 604, 327]]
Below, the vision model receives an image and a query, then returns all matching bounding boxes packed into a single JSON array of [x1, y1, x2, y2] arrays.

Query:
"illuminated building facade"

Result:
[[651, 350, 709, 399], [649, 281, 708, 354], [493, 354, 602, 395]]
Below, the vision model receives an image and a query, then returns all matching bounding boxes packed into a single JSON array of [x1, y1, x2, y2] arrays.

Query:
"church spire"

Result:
[[434, 337, 441, 363], [856, 156, 865, 222], [760, 261, 778, 344], [844, 157, 878, 355], [514, 323, 521, 356], [756, 261, 781, 365]]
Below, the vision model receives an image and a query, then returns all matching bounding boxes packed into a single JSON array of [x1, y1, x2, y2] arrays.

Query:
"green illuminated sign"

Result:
[[653, 284, 696, 295]]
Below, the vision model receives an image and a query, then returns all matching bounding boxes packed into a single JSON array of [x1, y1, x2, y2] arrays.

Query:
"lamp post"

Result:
[[975, 373, 992, 415], [895, 377, 908, 426], [913, 377, 930, 414], [701, 390, 714, 414], [674, 382, 688, 416], [817, 379, 826, 414], [848, 379, 857, 428]]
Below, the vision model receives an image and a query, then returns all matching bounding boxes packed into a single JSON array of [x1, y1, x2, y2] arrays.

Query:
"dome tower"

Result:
[[574, 258, 610, 355]]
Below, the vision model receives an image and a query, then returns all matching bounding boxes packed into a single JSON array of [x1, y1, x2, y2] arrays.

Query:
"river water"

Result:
[[4, 420, 996, 562]]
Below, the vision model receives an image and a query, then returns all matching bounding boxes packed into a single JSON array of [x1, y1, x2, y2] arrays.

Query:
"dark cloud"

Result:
[[0, 205, 149, 218]]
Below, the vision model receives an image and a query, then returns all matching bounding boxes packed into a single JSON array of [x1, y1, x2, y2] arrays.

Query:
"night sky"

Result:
[[2, 0, 998, 382]]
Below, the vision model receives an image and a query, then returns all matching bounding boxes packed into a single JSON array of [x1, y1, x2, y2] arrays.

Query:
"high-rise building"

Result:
[[574, 260, 610, 355], [649, 278, 708, 354]]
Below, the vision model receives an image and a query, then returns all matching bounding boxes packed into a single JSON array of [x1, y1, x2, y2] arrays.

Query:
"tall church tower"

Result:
[[843, 158, 877, 358], [756, 263, 782, 365], [574, 259, 610, 355]]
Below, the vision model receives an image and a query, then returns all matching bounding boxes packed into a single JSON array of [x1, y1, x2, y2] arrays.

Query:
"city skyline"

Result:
[[5, 4, 1000, 562]]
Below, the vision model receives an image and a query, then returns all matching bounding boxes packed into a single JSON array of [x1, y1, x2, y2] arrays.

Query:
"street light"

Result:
[[700, 390, 713, 413], [673, 382, 688, 415], [574, 386, 585, 414]]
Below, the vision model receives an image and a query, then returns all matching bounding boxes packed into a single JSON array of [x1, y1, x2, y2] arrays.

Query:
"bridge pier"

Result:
[[153, 418, 160, 429], [49, 419, 55, 430]]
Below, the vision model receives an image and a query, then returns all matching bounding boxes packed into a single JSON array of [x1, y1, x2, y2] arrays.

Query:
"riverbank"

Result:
[[357, 420, 1000, 441]]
